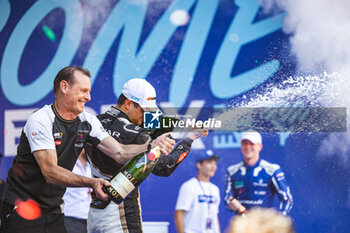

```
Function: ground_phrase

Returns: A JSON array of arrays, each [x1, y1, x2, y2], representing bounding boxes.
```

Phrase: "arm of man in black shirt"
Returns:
[[34, 149, 110, 200], [97, 134, 175, 164]]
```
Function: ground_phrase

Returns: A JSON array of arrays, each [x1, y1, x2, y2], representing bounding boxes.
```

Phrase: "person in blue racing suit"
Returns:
[[224, 130, 293, 216]]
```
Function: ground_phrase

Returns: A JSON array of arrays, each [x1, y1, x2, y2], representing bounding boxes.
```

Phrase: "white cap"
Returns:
[[240, 131, 262, 144], [122, 78, 158, 111]]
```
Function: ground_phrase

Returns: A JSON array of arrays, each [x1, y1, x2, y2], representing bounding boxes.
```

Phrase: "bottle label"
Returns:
[[150, 146, 162, 159], [110, 172, 136, 198]]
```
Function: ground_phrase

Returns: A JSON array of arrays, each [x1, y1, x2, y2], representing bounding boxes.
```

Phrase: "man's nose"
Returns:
[[85, 92, 91, 101]]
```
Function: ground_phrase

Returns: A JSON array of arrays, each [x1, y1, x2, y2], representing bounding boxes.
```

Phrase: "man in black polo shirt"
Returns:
[[0, 67, 174, 233]]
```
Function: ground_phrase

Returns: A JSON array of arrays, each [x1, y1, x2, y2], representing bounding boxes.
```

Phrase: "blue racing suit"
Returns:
[[224, 158, 293, 215]]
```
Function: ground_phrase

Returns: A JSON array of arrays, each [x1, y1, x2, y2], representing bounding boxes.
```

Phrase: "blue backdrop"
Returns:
[[0, 0, 349, 232]]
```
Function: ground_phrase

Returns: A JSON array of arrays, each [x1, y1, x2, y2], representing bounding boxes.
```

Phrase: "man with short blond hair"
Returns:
[[224, 130, 293, 216]]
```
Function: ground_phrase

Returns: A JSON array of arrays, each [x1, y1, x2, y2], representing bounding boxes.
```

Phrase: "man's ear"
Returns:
[[124, 98, 132, 110], [60, 80, 69, 94], [196, 162, 201, 171]]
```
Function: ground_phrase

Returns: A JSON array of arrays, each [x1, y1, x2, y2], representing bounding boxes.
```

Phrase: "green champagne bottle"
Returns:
[[104, 145, 162, 204]]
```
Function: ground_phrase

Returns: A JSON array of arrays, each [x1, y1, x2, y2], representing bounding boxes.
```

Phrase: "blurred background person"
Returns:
[[174, 150, 221, 233], [224, 130, 293, 216], [63, 153, 92, 233], [228, 207, 295, 233]]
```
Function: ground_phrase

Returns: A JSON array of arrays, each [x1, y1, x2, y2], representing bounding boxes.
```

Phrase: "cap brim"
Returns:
[[240, 138, 261, 144], [197, 155, 220, 162], [141, 104, 159, 112]]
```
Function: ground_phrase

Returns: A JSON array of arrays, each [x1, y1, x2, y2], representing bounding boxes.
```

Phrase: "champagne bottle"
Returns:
[[104, 145, 162, 204]]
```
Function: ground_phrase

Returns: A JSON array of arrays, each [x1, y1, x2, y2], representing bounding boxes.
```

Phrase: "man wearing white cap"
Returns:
[[224, 130, 293, 216], [85, 78, 207, 233], [121, 78, 159, 112]]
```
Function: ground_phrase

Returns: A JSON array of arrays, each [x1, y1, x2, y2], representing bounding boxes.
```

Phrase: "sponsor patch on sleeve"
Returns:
[[176, 151, 189, 164]]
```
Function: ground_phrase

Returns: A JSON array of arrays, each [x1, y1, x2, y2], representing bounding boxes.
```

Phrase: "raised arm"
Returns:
[[152, 138, 193, 177], [97, 136, 149, 164], [97, 134, 175, 164]]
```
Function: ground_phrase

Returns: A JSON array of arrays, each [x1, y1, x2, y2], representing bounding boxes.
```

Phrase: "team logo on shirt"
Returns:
[[106, 129, 120, 138], [254, 190, 267, 195], [234, 181, 244, 189], [55, 140, 62, 145], [53, 132, 63, 139], [198, 195, 217, 203], [74, 143, 84, 147], [75, 130, 89, 148], [253, 179, 268, 187], [76, 130, 89, 141]]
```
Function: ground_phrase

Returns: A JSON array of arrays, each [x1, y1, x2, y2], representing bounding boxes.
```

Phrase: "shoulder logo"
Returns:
[[276, 172, 285, 181], [31, 131, 44, 137], [101, 119, 112, 124], [106, 107, 120, 117], [276, 172, 284, 177]]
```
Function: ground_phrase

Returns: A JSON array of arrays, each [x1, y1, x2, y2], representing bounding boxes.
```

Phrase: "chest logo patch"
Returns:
[[198, 195, 217, 204], [55, 140, 62, 145], [234, 181, 244, 189], [53, 132, 63, 139]]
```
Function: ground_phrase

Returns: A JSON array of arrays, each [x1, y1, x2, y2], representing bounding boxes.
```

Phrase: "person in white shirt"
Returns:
[[174, 150, 221, 233], [63, 153, 92, 233]]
